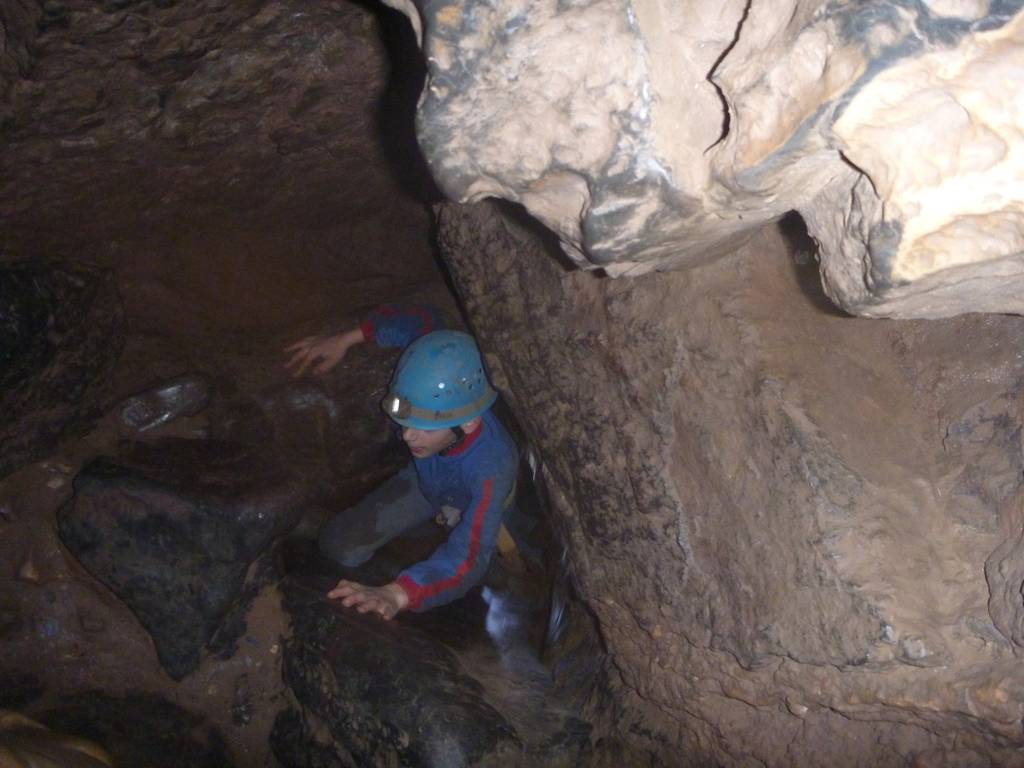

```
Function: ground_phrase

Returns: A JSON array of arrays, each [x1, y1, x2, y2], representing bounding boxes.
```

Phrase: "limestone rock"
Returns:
[[57, 438, 304, 680], [401, 1, 1024, 318], [437, 199, 1024, 766], [0, 262, 124, 479]]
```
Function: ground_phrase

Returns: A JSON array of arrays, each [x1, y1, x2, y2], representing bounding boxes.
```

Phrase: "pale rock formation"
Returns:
[[394, 0, 1024, 318]]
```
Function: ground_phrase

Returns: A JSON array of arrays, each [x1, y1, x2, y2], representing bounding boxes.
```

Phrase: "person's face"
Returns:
[[401, 425, 456, 458]]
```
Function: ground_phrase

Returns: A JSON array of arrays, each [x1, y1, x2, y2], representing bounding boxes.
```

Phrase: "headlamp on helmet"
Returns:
[[381, 330, 498, 429]]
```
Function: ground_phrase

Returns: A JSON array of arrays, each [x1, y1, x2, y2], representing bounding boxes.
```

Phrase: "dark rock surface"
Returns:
[[57, 438, 305, 679], [0, 673, 43, 710], [0, 0, 441, 337], [273, 575, 521, 767], [437, 199, 1024, 766], [273, 573, 594, 768], [0, 1, 454, 766], [249, 361, 409, 499], [0, 711, 112, 768], [39, 691, 235, 768], [0, 261, 124, 478]]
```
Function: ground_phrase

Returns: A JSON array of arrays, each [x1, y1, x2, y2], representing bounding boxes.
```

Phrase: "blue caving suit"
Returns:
[[321, 304, 518, 612]]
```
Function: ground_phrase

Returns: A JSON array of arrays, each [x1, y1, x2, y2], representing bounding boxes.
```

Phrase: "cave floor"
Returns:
[[0, 414, 289, 766], [0, 345, 585, 766], [277, 494, 592, 765]]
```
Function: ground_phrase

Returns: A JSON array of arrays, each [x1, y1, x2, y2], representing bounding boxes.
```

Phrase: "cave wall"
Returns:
[[438, 200, 1024, 766], [0, 0, 442, 335], [4, 0, 1024, 764], [0, 4, 456, 761]]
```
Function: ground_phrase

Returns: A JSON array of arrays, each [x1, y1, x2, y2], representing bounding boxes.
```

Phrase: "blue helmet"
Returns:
[[382, 330, 497, 429]]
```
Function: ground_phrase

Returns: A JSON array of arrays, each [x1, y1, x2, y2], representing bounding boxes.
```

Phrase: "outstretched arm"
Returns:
[[283, 327, 365, 377], [284, 304, 443, 378], [395, 470, 512, 613], [324, 469, 513, 618]]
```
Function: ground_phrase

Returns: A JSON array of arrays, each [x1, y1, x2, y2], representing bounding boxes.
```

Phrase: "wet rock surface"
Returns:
[[57, 438, 305, 679], [247, 357, 409, 499], [38, 692, 235, 768], [0, 262, 124, 479], [274, 569, 595, 768], [274, 575, 521, 767], [438, 199, 1024, 766]]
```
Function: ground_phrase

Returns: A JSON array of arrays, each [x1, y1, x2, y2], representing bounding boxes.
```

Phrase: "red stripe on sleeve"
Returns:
[[359, 319, 376, 343], [397, 479, 494, 610]]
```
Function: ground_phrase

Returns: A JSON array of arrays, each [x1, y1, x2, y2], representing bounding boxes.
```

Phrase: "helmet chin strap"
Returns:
[[441, 425, 465, 456]]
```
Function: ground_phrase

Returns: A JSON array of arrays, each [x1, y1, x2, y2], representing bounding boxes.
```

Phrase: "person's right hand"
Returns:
[[327, 579, 409, 620], [283, 334, 352, 377]]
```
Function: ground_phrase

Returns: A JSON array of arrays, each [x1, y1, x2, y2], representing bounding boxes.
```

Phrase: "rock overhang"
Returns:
[[389, 0, 1024, 317]]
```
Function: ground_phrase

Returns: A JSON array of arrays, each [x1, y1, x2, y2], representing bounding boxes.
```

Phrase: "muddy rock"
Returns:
[[0, 262, 124, 479], [274, 561, 600, 768], [57, 438, 306, 680], [0, 0, 440, 336], [272, 576, 522, 768], [437, 199, 1024, 766], [252, 351, 408, 493]]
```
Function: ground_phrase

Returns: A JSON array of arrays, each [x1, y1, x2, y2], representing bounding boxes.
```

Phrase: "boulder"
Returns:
[[398, 0, 1024, 318], [272, 576, 521, 767], [0, 262, 124, 478], [436, 198, 1024, 766], [58, 438, 304, 679], [272, 574, 594, 767]]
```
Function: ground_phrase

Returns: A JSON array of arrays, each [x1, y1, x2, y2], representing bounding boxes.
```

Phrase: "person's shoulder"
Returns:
[[482, 408, 517, 443], [464, 413, 517, 473]]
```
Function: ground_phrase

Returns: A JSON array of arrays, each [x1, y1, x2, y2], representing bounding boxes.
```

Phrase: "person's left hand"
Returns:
[[326, 579, 409, 620]]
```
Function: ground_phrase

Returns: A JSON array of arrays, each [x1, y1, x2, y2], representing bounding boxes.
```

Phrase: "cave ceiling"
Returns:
[[398, 0, 1024, 319], [3, 1, 1023, 321]]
